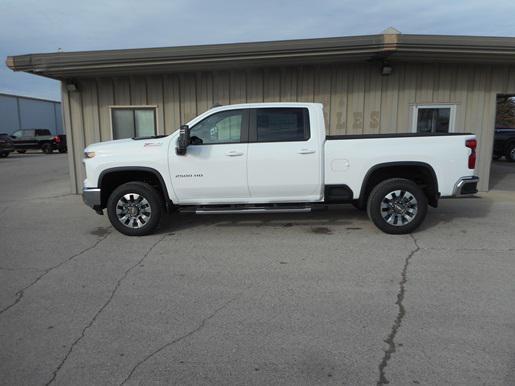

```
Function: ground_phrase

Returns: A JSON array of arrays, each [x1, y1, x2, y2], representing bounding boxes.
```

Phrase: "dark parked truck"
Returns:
[[493, 127, 515, 161], [0, 133, 15, 158], [10, 129, 67, 154]]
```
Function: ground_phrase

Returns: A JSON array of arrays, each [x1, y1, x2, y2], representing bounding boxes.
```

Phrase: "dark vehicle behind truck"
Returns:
[[493, 128, 515, 162], [10, 129, 67, 154], [0, 133, 15, 158]]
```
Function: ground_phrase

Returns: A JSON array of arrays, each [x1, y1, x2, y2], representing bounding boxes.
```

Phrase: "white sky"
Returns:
[[1, 0, 515, 100]]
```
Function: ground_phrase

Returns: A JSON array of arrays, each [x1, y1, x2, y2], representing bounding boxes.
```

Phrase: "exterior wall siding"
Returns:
[[62, 63, 515, 194], [0, 93, 62, 134]]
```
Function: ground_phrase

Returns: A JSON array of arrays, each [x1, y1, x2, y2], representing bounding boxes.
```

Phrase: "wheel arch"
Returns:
[[504, 139, 515, 153], [358, 162, 439, 208], [98, 167, 171, 210]]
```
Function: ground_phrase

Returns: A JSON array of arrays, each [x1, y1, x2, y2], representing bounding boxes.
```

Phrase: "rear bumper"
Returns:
[[453, 176, 479, 196], [52, 142, 67, 150], [82, 188, 102, 213]]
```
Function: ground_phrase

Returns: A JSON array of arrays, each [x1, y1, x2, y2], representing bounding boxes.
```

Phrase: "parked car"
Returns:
[[82, 103, 479, 236], [493, 127, 515, 161], [0, 133, 15, 158], [10, 129, 67, 154]]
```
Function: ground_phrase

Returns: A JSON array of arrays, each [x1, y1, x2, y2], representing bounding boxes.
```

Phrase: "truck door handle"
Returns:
[[298, 149, 316, 154], [225, 150, 244, 157]]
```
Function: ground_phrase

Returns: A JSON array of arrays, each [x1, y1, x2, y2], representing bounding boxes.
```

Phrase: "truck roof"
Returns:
[[207, 102, 323, 112]]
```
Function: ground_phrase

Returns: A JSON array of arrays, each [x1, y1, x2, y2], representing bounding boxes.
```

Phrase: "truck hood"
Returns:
[[85, 138, 134, 152], [84, 136, 171, 155]]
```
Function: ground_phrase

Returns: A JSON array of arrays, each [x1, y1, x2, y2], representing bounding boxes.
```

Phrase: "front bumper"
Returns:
[[82, 188, 103, 213], [0, 143, 15, 153], [453, 176, 479, 196]]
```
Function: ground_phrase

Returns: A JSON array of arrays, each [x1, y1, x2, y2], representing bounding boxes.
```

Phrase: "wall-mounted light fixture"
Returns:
[[66, 81, 78, 92], [381, 63, 393, 76]]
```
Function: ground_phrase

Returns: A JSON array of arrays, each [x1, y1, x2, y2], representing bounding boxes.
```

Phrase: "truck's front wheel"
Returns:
[[367, 178, 427, 234], [506, 143, 515, 162], [107, 182, 163, 236]]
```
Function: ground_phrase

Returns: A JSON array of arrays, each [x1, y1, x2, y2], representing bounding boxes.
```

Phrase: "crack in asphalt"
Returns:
[[120, 295, 241, 385], [0, 230, 111, 317], [377, 234, 420, 386], [45, 234, 167, 386]]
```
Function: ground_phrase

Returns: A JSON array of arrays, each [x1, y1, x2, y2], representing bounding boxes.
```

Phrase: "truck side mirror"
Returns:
[[176, 125, 190, 155]]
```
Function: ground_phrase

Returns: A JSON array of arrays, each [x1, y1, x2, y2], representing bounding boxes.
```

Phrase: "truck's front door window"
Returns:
[[190, 110, 244, 144]]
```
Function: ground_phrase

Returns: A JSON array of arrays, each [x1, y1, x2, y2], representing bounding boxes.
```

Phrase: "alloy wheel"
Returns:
[[380, 190, 418, 226], [115, 193, 152, 228]]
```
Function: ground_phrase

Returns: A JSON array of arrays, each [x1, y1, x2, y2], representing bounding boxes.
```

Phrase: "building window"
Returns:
[[111, 107, 156, 139], [412, 104, 456, 133]]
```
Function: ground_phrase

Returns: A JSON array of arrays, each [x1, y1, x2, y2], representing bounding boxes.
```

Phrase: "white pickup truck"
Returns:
[[82, 103, 479, 236]]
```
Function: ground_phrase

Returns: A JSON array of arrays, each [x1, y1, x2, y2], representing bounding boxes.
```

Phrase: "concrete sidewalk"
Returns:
[[1, 154, 514, 385]]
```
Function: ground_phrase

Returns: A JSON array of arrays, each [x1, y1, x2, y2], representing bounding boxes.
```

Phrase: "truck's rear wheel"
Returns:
[[42, 143, 53, 154], [367, 178, 427, 234], [107, 182, 163, 236]]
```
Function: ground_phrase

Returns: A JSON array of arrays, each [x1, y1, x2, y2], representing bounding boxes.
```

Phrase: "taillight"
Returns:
[[466, 139, 477, 169], [53, 135, 61, 143]]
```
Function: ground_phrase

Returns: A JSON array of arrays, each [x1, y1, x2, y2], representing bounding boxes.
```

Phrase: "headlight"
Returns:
[[84, 151, 96, 158]]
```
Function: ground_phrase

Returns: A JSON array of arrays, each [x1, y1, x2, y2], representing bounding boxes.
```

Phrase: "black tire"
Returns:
[[42, 143, 53, 154], [505, 143, 515, 162], [58, 148, 67, 153], [0, 152, 8, 158], [367, 178, 428, 235], [16, 150, 26, 154], [107, 182, 164, 236]]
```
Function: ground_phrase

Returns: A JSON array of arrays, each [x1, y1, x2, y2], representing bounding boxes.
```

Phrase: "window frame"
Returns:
[[36, 129, 51, 136], [249, 107, 311, 143], [110, 106, 158, 139], [411, 104, 457, 134], [188, 108, 250, 145]]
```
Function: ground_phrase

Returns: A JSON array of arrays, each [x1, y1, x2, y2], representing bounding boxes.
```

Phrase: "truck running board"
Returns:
[[178, 204, 322, 215], [195, 207, 312, 214]]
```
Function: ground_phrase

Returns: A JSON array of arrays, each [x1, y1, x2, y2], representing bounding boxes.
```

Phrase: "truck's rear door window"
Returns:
[[255, 108, 309, 142]]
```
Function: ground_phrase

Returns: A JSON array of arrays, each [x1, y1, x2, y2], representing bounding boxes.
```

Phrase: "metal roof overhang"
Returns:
[[6, 33, 515, 79]]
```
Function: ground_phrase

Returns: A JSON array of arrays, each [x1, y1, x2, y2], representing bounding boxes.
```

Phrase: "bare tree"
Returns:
[[496, 95, 515, 128]]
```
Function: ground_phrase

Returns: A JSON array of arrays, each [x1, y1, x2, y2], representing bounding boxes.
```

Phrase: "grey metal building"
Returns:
[[0, 93, 62, 135], [7, 31, 515, 193]]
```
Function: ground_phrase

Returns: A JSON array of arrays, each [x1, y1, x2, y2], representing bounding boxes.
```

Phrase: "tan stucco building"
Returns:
[[7, 31, 515, 193]]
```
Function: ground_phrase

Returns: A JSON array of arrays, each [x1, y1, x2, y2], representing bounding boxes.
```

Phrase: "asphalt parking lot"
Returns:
[[1, 153, 515, 385]]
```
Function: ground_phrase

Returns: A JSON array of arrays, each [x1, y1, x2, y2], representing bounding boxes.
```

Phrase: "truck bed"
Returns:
[[326, 132, 474, 140], [324, 132, 476, 198]]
